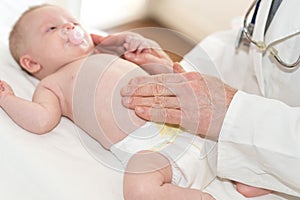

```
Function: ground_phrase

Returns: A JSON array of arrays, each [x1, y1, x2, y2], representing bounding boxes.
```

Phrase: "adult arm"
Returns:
[[121, 72, 300, 197], [218, 90, 300, 197]]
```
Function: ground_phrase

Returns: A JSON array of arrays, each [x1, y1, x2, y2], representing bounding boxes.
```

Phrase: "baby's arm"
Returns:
[[0, 80, 62, 134], [92, 32, 174, 74], [122, 33, 174, 74]]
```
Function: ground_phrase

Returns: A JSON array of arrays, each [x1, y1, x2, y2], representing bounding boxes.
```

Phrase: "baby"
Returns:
[[0, 4, 270, 200]]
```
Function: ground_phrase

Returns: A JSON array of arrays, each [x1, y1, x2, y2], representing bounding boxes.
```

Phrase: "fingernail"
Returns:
[[135, 107, 144, 114], [121, 86, 131, 95], [122, 97, 132, 105]]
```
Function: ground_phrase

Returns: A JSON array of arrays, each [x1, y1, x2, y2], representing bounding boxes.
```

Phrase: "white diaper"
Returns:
[[110, 122, 217, 190]]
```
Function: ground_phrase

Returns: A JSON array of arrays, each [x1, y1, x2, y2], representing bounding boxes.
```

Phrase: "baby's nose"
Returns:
[[63, 23, 75, 30]]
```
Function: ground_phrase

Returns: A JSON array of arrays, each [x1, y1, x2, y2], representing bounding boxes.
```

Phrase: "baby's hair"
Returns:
[[9, 4, 54, 65]]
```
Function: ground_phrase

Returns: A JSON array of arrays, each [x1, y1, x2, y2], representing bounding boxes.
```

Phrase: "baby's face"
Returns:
[[21, 5, 94, 76]]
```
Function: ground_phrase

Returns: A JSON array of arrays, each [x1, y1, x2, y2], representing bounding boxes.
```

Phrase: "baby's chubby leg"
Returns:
[[123, 150, 215, 200]]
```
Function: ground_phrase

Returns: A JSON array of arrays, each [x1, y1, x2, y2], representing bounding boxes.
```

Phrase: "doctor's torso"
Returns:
[[250, 0, 300, 106]]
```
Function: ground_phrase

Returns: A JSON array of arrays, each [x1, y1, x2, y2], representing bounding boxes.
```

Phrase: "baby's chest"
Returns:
[[53, 70, 78, 116]]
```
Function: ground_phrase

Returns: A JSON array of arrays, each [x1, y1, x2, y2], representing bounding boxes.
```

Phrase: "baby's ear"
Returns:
[[19, 55, 41, 74]]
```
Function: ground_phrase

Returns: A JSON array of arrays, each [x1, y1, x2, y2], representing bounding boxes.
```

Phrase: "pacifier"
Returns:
[[67, 26, 85, 45]]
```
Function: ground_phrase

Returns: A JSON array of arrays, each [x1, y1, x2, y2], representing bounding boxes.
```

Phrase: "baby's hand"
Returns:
[[0, 80, 14, 102], [92, 32, 159, 57], [92, 32, 174, 74], [123, 33, 160, 54]]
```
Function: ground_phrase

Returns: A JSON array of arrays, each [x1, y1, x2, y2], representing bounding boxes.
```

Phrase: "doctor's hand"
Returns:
[[91, 33, 173, 74], [121, 71, 237, 139]]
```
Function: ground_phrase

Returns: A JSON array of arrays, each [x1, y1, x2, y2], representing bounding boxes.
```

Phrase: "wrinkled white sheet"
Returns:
[[0, 1, 123, 199], [0, 41, 124, 200]]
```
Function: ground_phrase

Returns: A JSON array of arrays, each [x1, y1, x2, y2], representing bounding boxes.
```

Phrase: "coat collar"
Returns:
[[265, 0, 300, 46], [250, 0, 273, 96], [250, 0, 300, 96]]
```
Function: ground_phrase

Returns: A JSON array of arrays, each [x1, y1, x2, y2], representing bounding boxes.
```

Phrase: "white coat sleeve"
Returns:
[[218, 90, 300, 197]]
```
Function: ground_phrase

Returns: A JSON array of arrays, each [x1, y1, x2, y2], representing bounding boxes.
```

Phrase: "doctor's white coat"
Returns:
[[183, 0, 300, 199]]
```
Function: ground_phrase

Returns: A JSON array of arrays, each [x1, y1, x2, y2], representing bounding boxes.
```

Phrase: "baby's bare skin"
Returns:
[[35, 54, 147, 149], [2, 4, 166, 149]]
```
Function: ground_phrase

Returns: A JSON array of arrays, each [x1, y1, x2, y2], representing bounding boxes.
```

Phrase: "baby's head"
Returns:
[[9, 4, 94, 79]]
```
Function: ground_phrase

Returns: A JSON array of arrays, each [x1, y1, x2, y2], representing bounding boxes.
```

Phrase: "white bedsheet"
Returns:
[[0, 43, 124, 200], [0, 1, 123, 199]]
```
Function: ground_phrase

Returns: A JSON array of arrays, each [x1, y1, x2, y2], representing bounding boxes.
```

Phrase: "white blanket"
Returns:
[[0, 1, 123, 199], [0, 42, 124, 200]]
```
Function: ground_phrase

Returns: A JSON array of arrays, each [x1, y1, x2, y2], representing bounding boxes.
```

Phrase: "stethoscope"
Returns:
[[236, 0, 300, 69]]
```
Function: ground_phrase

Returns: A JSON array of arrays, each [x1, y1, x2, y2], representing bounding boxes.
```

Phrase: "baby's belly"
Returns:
[[72, 54, 147, 149]]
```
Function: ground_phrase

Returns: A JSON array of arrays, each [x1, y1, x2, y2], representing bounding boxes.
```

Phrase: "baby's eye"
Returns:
[[47, 26, 57, 32], [73, 22, 80, 26]]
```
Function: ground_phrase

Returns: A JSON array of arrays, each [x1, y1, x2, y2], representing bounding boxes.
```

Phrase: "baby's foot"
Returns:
[[236, 182, 272, 197]]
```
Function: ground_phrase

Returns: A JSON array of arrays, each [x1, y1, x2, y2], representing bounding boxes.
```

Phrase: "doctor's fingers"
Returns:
[[121, 82, 176, 97], [134, 106, 182, 125], [122, 96, 180, 109], [125, 72, 202, 86], [133, 106, 203, 134], [121, 75, 204, 100], [121, 82, 202, 113]]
